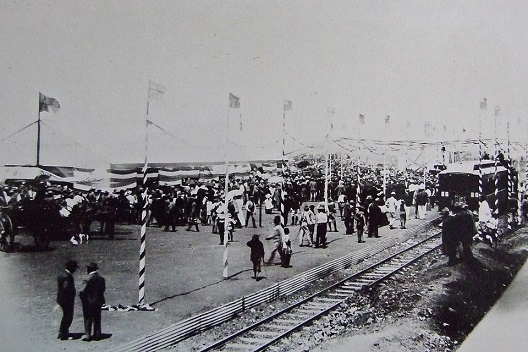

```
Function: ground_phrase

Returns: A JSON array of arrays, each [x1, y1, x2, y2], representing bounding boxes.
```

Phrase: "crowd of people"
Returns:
[[2, 158, 527, 345], [0, 160, 443, 248]]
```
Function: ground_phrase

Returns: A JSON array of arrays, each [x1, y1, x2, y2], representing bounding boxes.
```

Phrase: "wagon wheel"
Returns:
[[0, 214, 14, 252]]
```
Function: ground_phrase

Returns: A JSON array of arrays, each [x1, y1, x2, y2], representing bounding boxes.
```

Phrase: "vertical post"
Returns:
[[138, 82, 150, 307], [340, 153, 343, 180], [507, 121, 513, 227], [494, 106, 499, 215], [507, 121, 512, 198], [258, 184, 262, 227], [478, 138, 483, 200], [223, 108, 231, 279], [324, 151, 329, 211], [356, 146, 361, 211], [382, 151, 387, 197], [37, 108, 41, 167], [422, 146, 427, 189], [404, 149, 408, 190], [478, 99, 486, 199], [280, 110, 286, 228]]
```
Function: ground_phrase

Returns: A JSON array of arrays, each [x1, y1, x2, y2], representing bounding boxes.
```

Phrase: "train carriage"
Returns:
[[437, 161, 514, 215]]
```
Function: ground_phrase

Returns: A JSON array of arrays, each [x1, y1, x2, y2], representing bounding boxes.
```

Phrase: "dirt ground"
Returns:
[[0, 207, 437, 352], [3, 210, 518, 352], [304, 225, 528, 352]]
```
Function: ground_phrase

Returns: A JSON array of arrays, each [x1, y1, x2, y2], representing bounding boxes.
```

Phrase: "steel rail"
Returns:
[[110, 217, 442, 352], [198, 226, 441, 352]]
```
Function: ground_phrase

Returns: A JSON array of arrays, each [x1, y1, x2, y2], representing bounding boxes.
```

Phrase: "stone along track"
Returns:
[[198, 227, 442, 352]]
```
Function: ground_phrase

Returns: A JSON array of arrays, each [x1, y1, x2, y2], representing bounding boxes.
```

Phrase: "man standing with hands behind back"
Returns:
[[57, 259, 78, 340], [79, 262, 106, 341]]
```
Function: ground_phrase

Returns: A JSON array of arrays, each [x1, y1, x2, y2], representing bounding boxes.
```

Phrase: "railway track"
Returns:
[[198, 227, 442, 352]]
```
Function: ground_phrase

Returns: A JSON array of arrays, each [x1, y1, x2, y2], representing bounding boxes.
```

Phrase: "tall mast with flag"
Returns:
[[37, 92, 60, 166], [356, 114, 364, 212], [138, 80, 164, 310], [325, 107, 335, 211], [281, 100, 292, 228], [223, 92, 240, 280], [494, 105, 500, 215], [479, 98, 487, 199]]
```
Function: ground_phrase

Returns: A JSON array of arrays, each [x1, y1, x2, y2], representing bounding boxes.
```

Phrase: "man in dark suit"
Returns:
[[57, 259, 79, 340], [79, 262, 106, 341]]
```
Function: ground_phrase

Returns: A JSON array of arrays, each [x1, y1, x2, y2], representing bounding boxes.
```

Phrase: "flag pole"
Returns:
[[507, 120, 513, 227], [37, 99, 41, 167], [138, 81, 151, 308], [494, 106, 499, 215], [223, 106, 231, 280], [281, 108, 286, 228], [478, 99, 485, 199], [383, 151, 387, 197]]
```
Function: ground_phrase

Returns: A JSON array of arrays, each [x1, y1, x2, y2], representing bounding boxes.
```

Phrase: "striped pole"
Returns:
[[494, 106, 499, 215], [507, 121, 512, 198], [223, 103, 232, 279], [340, 153, 343, 180], [478, 99, 486, 199], [518, 146, 523, 223], [507, 121, 513, 227], [356, 146, 361, 211], [138, 84, 150, 307], [325, 150, 329, 211], [382, 151, 387, 197], [137, 81, 165, 309], [280, 109, 286, 228]]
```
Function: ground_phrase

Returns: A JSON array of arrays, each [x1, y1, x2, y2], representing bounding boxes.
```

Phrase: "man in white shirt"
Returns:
[[315, 204, 328, 248], [385, 192, 398, 229], [266, 215, 284, 265]]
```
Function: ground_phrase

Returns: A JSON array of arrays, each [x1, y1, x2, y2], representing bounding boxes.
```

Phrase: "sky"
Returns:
[[1, 0, 527, 168]]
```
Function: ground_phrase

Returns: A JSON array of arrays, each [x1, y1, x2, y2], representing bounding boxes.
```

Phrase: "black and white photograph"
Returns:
[[1, 1, 528, 351]]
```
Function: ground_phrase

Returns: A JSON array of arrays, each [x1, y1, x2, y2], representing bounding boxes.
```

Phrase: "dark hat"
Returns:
[[65, 259, 79, 269], [86, 262, 99, 270], [453, 202, 465, 211], [304, 205, 309, 210]]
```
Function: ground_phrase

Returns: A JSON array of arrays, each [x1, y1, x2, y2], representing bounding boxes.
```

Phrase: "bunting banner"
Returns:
[[39, 92, 60, 112], [229, 93, 240, 108]]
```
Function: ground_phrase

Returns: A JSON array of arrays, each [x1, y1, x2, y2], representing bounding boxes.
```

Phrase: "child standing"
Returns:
[[281, 228, 292, 268], [355, 210, 365, 243]]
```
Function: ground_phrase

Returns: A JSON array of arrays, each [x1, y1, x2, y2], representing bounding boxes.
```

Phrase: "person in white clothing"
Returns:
[[297, 205, 313, 246], [385, 192, 398, 229], [315, 204, 328, 248]]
